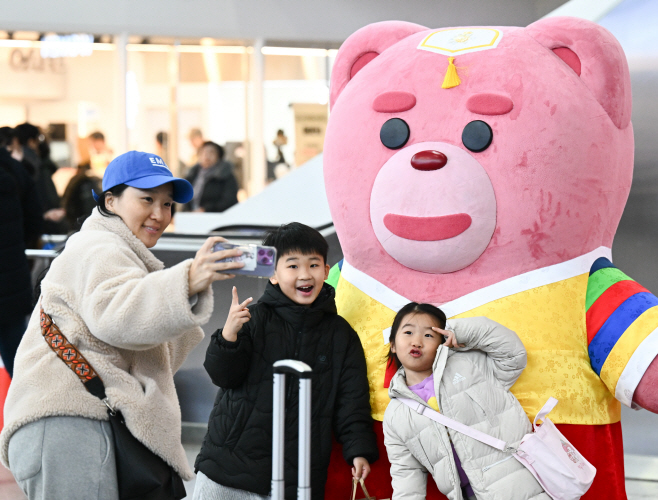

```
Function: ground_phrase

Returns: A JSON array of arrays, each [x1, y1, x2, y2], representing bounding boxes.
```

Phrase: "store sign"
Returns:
[[292, 103, 328, 167], [1, 47, 65, 99], [40, 34, 94, 59], [10, 49, 65, 73]]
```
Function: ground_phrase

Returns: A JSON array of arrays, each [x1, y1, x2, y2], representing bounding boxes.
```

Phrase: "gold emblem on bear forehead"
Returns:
[[418, 28, 503, 56], [417, 28, 503, 89], [453, 31, 474, 44]]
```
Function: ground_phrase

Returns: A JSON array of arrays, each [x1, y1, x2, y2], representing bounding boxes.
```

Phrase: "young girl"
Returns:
[[383, 303, 549, 500]]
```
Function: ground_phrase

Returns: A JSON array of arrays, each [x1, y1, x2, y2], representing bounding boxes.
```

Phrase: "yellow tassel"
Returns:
[[441, 57, 461, 89]]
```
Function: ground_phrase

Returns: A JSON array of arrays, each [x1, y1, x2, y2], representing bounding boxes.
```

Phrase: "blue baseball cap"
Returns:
[[92, 151, 193, 204]]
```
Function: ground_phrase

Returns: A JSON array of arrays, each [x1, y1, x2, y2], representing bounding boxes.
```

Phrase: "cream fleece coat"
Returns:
[[0, 208, 212, 480], [384, 317, 550, 500]]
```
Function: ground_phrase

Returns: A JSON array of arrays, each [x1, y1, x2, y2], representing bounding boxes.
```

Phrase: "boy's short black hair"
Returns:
[[263, 222, 328, 265]]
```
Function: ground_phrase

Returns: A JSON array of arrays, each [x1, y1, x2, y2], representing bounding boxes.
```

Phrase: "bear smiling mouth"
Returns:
[[383, 213, 472, 241]]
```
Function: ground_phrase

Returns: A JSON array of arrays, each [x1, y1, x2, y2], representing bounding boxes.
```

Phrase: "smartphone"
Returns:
[[213, 241, 277, 278]]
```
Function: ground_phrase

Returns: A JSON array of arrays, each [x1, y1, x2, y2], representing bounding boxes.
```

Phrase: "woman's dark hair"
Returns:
[[97, 183, 129, 217], [387, 302, 447, 370]]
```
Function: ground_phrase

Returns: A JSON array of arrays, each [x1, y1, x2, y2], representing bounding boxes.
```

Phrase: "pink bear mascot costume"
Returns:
[[323, 16, 658, 500]]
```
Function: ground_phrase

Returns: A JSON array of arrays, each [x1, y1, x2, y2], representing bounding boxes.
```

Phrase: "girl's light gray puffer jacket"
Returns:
[[384, 317, 550, 500]]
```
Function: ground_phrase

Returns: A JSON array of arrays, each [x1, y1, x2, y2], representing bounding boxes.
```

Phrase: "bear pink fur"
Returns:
[[325, 17, 634, 305], [323, 16, 656, 500]]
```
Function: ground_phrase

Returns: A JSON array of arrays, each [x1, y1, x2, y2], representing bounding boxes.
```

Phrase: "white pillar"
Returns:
[[168, 41, 180, 176], [248, 38, 265, 197], [114, 32, 128, 155]]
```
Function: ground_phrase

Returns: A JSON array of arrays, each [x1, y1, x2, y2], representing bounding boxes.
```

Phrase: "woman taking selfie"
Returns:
[[0, 151, 243, 500]]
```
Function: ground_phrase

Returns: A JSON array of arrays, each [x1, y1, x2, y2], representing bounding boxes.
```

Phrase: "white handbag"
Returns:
[[398, 397, 596, 500]]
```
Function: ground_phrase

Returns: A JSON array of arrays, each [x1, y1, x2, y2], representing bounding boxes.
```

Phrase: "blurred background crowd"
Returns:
[[0, 122, 258, 240]]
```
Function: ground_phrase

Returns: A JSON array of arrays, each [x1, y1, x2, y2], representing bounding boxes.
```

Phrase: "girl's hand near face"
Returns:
[[432, 327, 465, 348], [222, 286, 253, 342], [188, 237, 244, 296]]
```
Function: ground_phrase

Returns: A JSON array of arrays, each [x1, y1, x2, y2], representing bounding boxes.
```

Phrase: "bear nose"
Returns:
[[411, 150, 448, 171]]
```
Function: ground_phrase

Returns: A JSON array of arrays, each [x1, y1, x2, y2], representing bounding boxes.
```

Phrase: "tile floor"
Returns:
[[1, 447, 657, 499]]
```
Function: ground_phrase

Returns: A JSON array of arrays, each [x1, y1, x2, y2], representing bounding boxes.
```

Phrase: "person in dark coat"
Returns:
[[194, 223, 378, 500], [62, 163, 102, 230], [37, 140, 67, 234], [0, 147, 43, 376], [185, 141, 238, 212]]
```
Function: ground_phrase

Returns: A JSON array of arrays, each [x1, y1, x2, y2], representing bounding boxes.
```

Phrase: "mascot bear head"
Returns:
[[324, 16, 634, 304]]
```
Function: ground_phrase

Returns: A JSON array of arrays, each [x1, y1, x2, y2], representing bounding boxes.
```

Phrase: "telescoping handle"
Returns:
[[272, 360, 313, 500]]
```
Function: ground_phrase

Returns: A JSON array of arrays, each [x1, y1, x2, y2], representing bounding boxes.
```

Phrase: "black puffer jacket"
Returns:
[[0, 148, 43, 318], [195, 282, 378, 499]]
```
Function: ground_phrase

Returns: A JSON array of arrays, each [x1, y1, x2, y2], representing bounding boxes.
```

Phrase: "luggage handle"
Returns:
[[272, 360, 313, 500], [273, 359, 313, 378]]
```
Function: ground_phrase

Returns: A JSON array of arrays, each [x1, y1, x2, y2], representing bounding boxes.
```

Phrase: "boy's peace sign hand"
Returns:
[[222, 286, 253, 342], [432, 327, 465, 348]]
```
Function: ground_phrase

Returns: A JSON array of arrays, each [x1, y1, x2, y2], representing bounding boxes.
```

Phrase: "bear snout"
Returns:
[[411, 150, 448, 171]]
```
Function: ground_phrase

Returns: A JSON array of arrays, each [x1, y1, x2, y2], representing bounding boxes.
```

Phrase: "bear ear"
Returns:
[[330, 21, 427, 109], [525, 16, 631, 129]]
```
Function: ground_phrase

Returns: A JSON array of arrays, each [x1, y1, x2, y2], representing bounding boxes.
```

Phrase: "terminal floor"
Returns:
[[1, 447, 657, 499]]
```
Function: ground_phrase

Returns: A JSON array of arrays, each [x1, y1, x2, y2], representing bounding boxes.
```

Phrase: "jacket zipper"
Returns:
[[481, 455, 514, 472], [286, 324, 305, 402]]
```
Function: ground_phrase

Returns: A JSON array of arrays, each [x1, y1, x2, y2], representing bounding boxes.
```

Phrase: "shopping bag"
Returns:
[[350, 477, 390, 500]]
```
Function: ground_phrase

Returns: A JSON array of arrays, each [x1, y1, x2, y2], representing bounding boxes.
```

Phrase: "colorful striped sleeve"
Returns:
[[325, 259, 343, 289], [586, 257, 658, 407]]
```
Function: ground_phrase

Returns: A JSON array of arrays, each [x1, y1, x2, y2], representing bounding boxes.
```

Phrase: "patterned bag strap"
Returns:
[[40, 308, 114, 412]]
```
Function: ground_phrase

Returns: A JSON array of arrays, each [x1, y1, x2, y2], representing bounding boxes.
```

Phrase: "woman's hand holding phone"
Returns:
[[188, 237, 245, 296], [222, 286, 253, 342]]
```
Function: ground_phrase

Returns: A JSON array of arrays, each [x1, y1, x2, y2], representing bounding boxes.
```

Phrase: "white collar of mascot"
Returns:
[[340, 246, 612, 317]]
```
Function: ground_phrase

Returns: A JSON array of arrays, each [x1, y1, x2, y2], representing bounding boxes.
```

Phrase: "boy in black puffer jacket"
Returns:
[[194, 223, 378, 500]]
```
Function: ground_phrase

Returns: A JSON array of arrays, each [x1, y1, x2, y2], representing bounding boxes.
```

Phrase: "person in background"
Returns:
[[88, 131, 113, 177], [188, 128, 204, 167], [268, 130, 291, 183], [37, 140, 67, 234], [10, 123, 66, 237], [156, 131, 186, 176], [62, 163, 102, 230], [11, 123, 42, 180], [185, 141, 238, 213], [0, 127, 14, 148], [156, 131, 169, 164], [273, 128, 288, 165], [0, 145, 43, 377]]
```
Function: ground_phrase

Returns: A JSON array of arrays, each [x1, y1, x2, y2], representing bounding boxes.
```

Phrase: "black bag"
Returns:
[[108, 409, 186, 500], [40, 308, 186, 500]]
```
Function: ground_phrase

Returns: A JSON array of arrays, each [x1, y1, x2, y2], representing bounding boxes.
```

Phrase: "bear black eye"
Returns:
[[380, 118, 410, 150], [462, 120, 493, 152]]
